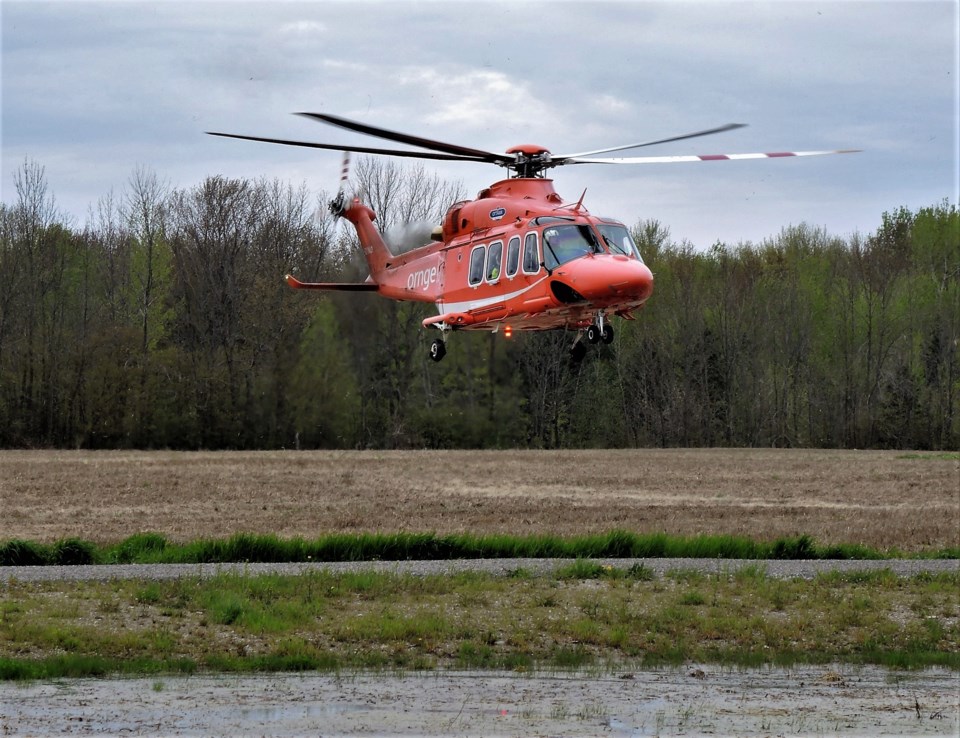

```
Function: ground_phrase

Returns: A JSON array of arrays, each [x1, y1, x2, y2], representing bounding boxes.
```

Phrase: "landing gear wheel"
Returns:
[[429, 338, 446, 362], [586, 324, 601, 344], [570, 341, 587, 363], [601, 324, 614, 344]]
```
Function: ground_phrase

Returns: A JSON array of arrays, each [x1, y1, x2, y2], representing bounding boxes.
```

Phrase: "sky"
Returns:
[[2, 0, 957, 249]]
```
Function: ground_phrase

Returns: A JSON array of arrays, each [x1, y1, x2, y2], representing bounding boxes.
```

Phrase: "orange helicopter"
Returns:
[[208, 113, 857, 362]]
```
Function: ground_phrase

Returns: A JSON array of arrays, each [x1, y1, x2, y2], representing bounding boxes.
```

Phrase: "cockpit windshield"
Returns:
[[542, 224, 601, 268], [596, 223, 645, 263]]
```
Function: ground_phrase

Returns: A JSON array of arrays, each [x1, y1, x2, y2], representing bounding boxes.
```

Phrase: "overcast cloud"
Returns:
[[2, 0, 957, 247]]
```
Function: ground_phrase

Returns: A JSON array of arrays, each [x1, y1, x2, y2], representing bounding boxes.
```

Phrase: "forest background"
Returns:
[[0, 158, 957, 451]]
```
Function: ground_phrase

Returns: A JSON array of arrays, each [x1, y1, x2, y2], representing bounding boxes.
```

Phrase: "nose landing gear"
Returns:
[[571, 313, 615, 362], [585, 313, 615, 345]]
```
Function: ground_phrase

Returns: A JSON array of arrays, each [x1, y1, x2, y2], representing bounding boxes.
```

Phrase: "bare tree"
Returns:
[[7, 159, 69, 440], [124, 166, 172, 355], [353, 157, 466, 254]]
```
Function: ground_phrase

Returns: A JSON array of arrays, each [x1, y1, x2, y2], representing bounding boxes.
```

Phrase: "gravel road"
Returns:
[[2, 557, 957, 583]]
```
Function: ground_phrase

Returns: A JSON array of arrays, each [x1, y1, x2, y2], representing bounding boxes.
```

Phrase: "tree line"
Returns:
[[1, 158, 957, 450]]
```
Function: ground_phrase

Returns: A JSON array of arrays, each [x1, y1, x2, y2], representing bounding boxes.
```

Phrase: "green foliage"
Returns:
[[2, 569, 957, 679], [0, 539, 49, 566], [678, 590, 706, 606], [290, 301, 361, 447], [4, 530, 954, 566], [105, 532, 170, 563], [51, 538, 97, 565], [0, 160, 956, 451], [769, 535, 816, 560], [897, 452, 960, 461], [556, 559, 609, 579]]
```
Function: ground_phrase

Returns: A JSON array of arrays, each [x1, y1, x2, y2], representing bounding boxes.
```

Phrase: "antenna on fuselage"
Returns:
[[553, 188, 588, 213], [573, 188, 587, 212]]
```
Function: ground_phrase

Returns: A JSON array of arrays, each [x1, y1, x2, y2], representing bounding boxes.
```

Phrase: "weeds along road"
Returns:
[[2, 557, 957, 583]]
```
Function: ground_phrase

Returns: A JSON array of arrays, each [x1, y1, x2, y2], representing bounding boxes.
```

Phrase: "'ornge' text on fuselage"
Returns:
[[407, 265, 439, 291]]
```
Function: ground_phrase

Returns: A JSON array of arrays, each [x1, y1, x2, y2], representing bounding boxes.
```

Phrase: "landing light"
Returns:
[[504, 325, 513, 338]]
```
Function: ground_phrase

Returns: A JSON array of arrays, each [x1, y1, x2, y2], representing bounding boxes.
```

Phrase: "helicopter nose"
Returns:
[[625, 260, 654, 301], [551, 255, 654, 305]]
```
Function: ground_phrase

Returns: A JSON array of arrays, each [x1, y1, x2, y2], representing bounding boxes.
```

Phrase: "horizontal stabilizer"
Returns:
[[285, 274, 379, 291]]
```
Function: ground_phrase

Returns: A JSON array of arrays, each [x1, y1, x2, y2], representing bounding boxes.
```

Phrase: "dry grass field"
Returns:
[[0, 449, 957, 551]]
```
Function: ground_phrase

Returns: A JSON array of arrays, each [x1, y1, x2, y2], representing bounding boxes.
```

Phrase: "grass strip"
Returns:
[[2, 531, 956, 566], [1, 568, 957, 680]]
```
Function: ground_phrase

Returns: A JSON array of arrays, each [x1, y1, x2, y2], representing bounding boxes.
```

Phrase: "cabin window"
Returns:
[[486, 241, 503, 282], [522, 232, 540, 274], [468, 245, 486, 286], [505, 236, 521, 278]]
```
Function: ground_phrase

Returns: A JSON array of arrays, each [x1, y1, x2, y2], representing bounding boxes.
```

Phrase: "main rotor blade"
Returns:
[[556, 123, 748, 160], [297, 112, 503, 161], [564, 148, 862, 165], [206, 131, 487, 162]]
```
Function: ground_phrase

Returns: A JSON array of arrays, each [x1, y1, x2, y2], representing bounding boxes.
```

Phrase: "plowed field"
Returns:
[[1, 449, 957, 550], [0, 449, 960, 551]]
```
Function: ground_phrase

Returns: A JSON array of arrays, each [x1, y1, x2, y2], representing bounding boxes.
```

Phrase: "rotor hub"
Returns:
[[505, 144, 551, 157], [504, 144, 554, 177]]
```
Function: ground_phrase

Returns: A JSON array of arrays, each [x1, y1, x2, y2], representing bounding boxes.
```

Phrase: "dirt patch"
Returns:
[[1, 449, 957, 550]]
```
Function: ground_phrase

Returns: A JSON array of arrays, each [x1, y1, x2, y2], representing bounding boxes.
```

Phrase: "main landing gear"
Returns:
[[429, 338, 447, 362]]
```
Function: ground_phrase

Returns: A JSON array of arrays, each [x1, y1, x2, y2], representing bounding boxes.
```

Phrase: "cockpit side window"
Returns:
[[597, 223, 645, 263], [542, 224, 600, 269]]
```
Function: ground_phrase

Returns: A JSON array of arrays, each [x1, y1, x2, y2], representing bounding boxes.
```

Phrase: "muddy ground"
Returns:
[[1, 448, 957, 550], [3, 666, 958, 736]]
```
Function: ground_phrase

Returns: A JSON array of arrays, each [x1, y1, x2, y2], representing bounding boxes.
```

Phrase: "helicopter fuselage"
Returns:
[[340, 178, 654, 336]]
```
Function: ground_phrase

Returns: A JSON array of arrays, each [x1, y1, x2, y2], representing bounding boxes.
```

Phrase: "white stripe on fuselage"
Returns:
[[437, 275, 552, 315]]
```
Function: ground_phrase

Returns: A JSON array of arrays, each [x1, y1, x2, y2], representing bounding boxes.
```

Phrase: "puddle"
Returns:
[[2, 665, 958, 736]]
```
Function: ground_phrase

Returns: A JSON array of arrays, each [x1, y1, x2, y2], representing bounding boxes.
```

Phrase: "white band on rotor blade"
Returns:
[[571, 150, 860, 165]]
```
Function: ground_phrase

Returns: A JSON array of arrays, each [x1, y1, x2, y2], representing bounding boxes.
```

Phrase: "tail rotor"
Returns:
[[329, 151, 351, 217]]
